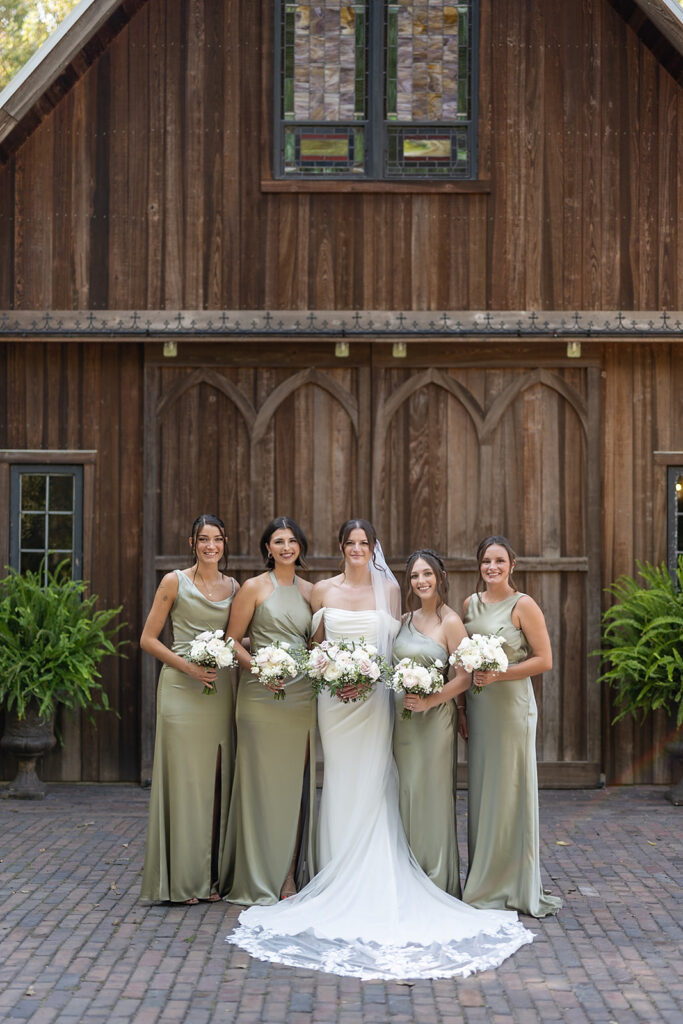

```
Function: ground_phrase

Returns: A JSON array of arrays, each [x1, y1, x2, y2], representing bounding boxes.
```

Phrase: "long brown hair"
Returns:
[[475, 535, 518, 594], [404, 549, 448, 622]]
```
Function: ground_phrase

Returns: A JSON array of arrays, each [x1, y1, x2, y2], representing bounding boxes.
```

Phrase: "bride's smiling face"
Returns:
[[343, 528, 373, 568]]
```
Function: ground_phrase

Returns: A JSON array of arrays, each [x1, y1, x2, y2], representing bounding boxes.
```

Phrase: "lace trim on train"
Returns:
[[227, 920, 534, 981]]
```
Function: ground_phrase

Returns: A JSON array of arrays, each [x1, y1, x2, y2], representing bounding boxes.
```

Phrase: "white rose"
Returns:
[[357, 656, 374, 676], [215, 647, 234, 669], [401, 669, 420, 689], [309, 647, 329, 675], [460, 654, 481, 673], [323, 662, 342, 682]]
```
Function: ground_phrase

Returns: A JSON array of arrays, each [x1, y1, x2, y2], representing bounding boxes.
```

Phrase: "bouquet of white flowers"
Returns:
[[186, 629, 236, 694], [251, 641, 299, 700], [388, 657, 445, 719], [449, 633, 509, 694], [303, 638, 385, 704]]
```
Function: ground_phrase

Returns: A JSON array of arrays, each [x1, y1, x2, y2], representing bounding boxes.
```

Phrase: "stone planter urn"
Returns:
[[666, 739, 683, 806], [1, 703, 56, 799]]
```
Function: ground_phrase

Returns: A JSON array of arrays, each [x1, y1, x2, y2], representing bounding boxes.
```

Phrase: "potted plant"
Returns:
[[0, 562, 125, 799], [595, 558, 683, 805]]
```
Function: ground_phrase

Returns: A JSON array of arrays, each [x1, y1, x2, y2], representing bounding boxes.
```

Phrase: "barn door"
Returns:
[[141, 343, 600, 787], [371, 358, 601, 787], [140, 344, 373, 781]]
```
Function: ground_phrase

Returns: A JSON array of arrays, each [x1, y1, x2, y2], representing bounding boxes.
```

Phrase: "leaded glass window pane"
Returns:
[[10, 466, 83, 582], [283, 2, 366, 121], [386, 2, 468, 122], [275, 1, 477, 180]]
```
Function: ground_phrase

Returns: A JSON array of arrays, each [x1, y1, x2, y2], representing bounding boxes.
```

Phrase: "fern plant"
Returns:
[[0, 563, 126, 722], [595, 559, 683, 728]]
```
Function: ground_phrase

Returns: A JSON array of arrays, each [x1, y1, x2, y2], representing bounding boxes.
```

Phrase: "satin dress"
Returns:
[[392, 619, 461, 897], [223, 573, 314, 905], [227, 607, 534, 981], [463, 591, 562, 917], [140, 570, 236, 903]]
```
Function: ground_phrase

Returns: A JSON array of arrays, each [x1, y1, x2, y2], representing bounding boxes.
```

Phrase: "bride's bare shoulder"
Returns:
[[311, 574, 345, 604]]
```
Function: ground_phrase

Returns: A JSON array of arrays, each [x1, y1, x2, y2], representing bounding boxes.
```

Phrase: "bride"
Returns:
[[227, 519, 534, 980]]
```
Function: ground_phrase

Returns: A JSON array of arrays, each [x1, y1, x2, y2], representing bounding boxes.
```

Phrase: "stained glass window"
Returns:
[[9, 465, 83, 581], [274, 1, 477, 180]]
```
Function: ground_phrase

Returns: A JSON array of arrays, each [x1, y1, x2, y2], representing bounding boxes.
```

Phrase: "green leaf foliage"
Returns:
[[0, 0, 80, 92], [0, 562, 126, 722], [594, 558, 683, 728]]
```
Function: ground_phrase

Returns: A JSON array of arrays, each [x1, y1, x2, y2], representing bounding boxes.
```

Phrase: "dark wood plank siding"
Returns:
[[0, 343, 143, 782], [601, 343, 683, 785], [0, 0, 679, 312]]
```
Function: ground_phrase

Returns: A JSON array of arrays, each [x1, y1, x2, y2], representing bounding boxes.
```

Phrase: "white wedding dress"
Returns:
[[227, 608, 534, 980]]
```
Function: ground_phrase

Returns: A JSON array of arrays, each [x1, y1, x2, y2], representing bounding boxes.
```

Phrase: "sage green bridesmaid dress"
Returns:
[[223, 573, 315, 905], [392, 620, 461, 898], [140, 570, 236, 903], [463, 591, 562, 917]]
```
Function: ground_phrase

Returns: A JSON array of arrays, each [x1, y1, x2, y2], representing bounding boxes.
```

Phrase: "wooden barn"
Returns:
[[0, 0, 681, 788]]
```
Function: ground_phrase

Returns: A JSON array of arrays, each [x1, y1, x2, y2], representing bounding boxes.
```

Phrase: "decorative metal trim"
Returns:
[[0, 310, 681, 339]]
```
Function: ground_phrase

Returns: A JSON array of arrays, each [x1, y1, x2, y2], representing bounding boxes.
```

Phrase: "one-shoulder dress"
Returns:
[[463, 591, 562, 917], [227, 607, 534, 980], [140, 569, 236, 903], [222, 573, 314, 905], [392, 619, 461, 897]]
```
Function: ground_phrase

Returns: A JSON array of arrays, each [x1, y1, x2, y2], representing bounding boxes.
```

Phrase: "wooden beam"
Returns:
[[0, 1, 125, 144], [1, 310, 681, 340], [633, 0, 683, 55]]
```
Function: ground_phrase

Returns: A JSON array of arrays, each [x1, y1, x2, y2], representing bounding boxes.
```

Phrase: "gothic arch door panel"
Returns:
[[140, 344, 372, 781], [372, 361, 601, 788]]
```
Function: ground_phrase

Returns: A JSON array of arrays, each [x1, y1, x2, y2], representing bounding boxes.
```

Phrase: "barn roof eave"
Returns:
[[0, 0, 125, 145], [633, 0, 683, 55]]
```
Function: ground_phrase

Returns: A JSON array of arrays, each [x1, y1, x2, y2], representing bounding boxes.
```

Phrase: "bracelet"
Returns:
[[456, 704, 466, 711]]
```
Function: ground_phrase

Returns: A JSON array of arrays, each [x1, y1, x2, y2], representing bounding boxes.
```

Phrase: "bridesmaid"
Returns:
[[392, 549, 470, 898], [461, 535, 562, 917], [140, 514, 238, 904], [222, 517, 314, 905]]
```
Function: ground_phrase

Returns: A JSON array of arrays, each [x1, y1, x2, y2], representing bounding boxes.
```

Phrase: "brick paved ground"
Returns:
[[0, 784, 680, 1024]]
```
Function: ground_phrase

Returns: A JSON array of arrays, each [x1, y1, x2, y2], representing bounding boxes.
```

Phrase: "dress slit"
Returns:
[[210, 745, 222, 891]]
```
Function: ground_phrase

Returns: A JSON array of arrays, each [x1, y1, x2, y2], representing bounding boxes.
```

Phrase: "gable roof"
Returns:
[[0, 0, 681, 159], [634, 0, 683, 54], [0, 0, 146, 156]]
